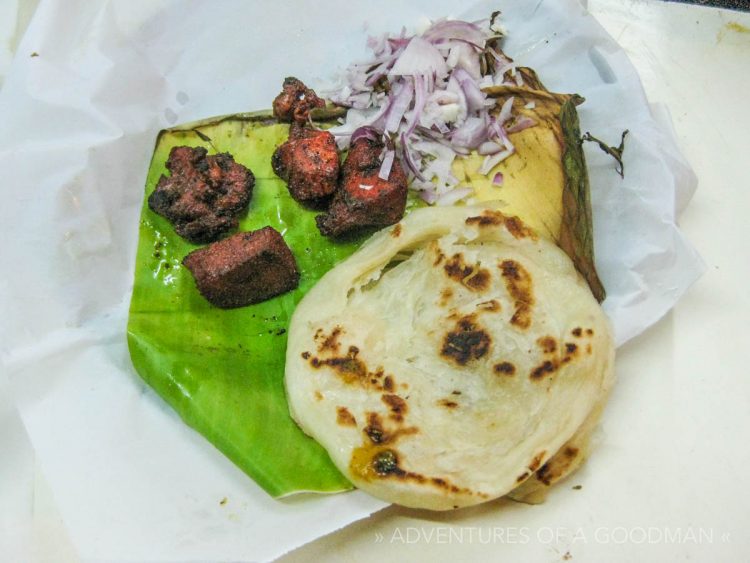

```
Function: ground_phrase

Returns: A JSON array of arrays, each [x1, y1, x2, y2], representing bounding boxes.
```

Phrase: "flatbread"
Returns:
[[285, 205, 614, 510]]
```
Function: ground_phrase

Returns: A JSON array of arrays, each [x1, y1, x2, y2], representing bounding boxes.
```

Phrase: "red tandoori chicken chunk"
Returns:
[[272, 124, 339, 204], [148, 146, 254, 244], [272, 77, 326, 124], [182, 226, 299, 309], [316, 137, 408, 238]]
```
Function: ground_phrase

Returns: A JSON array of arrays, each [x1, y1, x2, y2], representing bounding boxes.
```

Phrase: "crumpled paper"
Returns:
[[0, 0, 704, 561]]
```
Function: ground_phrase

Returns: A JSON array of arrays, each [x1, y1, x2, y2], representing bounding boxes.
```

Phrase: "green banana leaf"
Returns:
[[127, 112, 365, 496]]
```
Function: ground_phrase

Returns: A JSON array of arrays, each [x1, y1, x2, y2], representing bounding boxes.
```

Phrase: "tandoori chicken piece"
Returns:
[[272, 124, 339, 204], [272, 77, 326, 124], [148, 146, 254, 244], [316, 137, 408, 238], [182, 227, 299, 309]]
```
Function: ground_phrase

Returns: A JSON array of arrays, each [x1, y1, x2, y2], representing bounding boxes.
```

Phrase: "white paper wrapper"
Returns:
[[0, 0, 704, 561]]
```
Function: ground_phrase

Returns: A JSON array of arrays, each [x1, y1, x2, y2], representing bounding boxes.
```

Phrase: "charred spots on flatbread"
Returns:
[[382, 394, 408, 422], [350, 444, 484, 497], [499, 259, 534, 329], [372, 449, 400, 475], [529, 334, 583, 380], [536, 447, 580, 486], [477, 299, 502, 313], [383, 375, 395, 392], [364, 412, 387, 444], [432, 242, 446, 266], [571, 326, 597, 338], [465, 211, 537, 240], [306, 342, 397, 392], [440, 315, 492, 366], [528, 451, 547, 472], [530, 360, 557, 380], [438, 399, 459, 409], [529, 359, 560, 381], [391, 224, 402, 237], [465, 211, 503, 227], [439, 287, 454, 307], [502, 215, 538, 240], [315, 325, 343, 354], [516, 471, 531, 483], [537, 336, 557, 354], [444, 254, 491, 292], [568, 327, 596, 355], [308, 345, 367, 382], [362, 412, 417, 446], [493, 361, 516, 376], [336, 406, 357, 427]]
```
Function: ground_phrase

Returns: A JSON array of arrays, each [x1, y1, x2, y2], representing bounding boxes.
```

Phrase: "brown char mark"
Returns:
[[444, 254, 491, 292], [465, 211, 538, 240], [336, 406, 357, 426], [499, 260, 534, 329], [440, 315, 491, 366], [306, 344, 397, 392], [493, 361, 516, 376], [315, 325, 343, 353], [381, 394, 408, 421]]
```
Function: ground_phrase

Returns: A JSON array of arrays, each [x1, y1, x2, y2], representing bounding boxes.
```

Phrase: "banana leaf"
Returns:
[[127, 88, 602, 497], [127, 112, 364, 496]]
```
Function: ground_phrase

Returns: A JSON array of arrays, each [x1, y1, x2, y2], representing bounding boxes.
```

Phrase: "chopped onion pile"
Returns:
[[327, 15, 537, 205]]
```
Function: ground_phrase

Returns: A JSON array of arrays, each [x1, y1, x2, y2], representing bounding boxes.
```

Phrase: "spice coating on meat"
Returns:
[[148, 146, 254, 244], [182, 227, 299, 309], [272, 77, 326, 124], [316, 137, 408, 238], [272, 124, 339, 204]]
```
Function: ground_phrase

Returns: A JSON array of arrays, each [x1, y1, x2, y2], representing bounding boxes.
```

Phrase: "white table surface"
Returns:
[[1, 0, 749, 561]]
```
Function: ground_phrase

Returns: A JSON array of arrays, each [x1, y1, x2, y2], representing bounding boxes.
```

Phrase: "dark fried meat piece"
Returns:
[[182, 227, 299, 309], [271, 124, 339, 204], [272, 77, 325, 123], [148, 146, 254, 244], [316, 137, 408, 238]]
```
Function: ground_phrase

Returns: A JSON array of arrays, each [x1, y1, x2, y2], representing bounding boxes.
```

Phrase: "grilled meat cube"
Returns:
[[148, 146, 254, 244], [272, 77, 326, 124], [272, 124, 339, 204], [182, 227, 299, 309], [316, 137, 408, 238]]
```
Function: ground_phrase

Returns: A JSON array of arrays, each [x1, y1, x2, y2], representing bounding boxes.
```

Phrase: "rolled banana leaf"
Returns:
[[127, 84, 603, 497], [461, 68, 605, 301]]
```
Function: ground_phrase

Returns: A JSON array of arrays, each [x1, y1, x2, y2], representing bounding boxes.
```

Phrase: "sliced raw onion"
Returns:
[[435, 186, 474, 206], [379, 149, 396, 180], [479, 149, 513, 175], [506, 115, 537, 134], [328, 14, 536, 204], [351, 126, 381, 144]]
